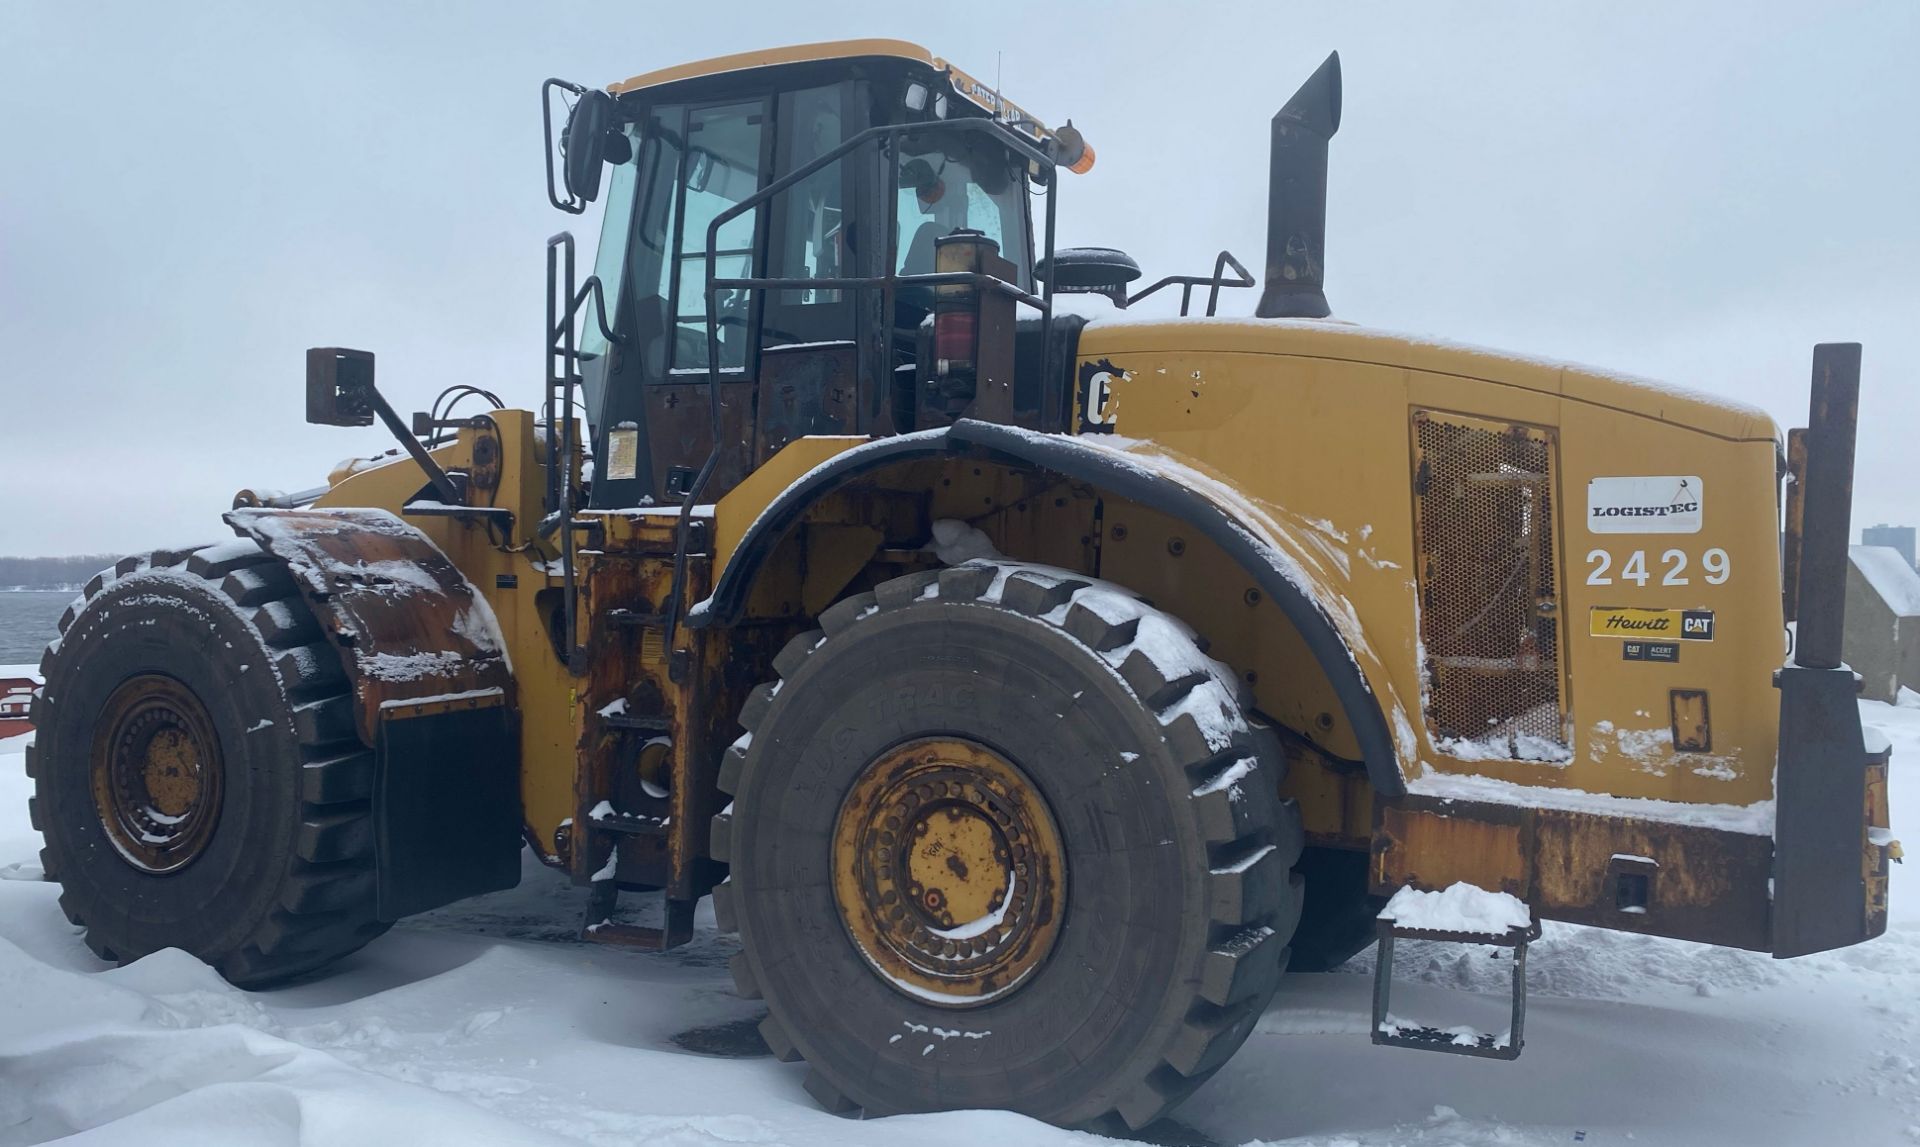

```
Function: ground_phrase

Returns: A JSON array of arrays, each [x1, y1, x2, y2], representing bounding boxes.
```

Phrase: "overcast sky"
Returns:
[[2, 2, 1914, 555]]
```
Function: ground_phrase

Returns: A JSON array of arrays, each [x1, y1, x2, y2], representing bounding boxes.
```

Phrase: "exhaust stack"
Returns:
[[1255, 52, 1342, 319]]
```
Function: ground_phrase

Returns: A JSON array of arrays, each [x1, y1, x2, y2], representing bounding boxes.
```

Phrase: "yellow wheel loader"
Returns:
[[27, 39, 1896, 1131]]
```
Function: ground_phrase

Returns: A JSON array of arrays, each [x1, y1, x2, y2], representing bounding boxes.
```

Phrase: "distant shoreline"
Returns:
[[0, 586, 81, 594]]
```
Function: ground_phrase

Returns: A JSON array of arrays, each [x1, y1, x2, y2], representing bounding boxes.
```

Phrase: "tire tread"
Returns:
[[29, 538, 389, 989], [717, 558, 1303, 1130]]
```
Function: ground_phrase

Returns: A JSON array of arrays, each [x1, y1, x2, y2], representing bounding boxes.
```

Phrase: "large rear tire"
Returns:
[[26, 541, 388, 986], [710, 562, 1304, 1130]]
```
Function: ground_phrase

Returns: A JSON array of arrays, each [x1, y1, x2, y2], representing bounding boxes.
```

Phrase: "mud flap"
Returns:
[[374, 693, 523, 921], [1771, 663, 1871, 957]]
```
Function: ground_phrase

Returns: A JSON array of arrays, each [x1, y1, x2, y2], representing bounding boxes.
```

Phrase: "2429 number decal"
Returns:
[[1586, 547, 1730, 587]]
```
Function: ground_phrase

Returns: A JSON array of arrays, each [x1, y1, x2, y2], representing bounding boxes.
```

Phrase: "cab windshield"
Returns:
[[894, 136, 1030, 289]]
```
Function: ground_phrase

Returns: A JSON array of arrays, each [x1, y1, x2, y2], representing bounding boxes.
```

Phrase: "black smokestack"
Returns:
[[1255, 52, 1342, 319]]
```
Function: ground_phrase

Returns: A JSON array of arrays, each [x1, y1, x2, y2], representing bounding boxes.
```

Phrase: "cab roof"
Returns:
[[607, 38, 1053, 140], [609, 38, 937, 95]]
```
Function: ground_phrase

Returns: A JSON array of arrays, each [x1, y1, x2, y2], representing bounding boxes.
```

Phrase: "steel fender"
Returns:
[[698, 422, 1406, 796], [225, 507, 515, 745]]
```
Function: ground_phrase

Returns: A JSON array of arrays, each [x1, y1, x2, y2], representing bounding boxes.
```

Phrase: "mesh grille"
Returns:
[[1412, 411, 1567, 760]]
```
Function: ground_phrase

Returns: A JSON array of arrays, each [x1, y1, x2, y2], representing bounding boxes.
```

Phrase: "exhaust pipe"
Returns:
[[1255, 51, 1342, 320]]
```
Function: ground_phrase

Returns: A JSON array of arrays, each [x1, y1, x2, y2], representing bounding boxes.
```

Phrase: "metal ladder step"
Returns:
[[604, 608, 670, 629], [589, 809, 671, 838], [577, 800, 689, 950], [1370, 914, 1540, 1061], [602, 712, 672, 734], [583, 881, 695, 950]]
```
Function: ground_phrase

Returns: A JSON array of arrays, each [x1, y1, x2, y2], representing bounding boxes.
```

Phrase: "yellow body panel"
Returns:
[[299, 314, 1787, 869], [313, 413, 582, 860], [713, 434, 867, 570], [1074, 318, 1783, 810]]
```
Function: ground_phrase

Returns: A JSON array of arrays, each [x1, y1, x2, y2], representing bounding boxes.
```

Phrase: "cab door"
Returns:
[[756, 82, 866, 466], [585, 82, 875, 508], [642, 98, 770, 500], [576, 96, 771, 507]]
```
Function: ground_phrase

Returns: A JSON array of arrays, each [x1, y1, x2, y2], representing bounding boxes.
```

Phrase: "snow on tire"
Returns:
[[710, 560, 1304, 1130], [27, 540, 389, 987]]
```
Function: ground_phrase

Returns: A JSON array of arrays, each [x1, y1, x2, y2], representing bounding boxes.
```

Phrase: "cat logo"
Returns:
[[1591, 607, 1715, 641], [1076, 358, 1123, 434]]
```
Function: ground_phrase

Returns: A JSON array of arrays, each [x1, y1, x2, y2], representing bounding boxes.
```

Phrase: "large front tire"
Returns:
[[27, 541, 388, 986], [711, 562, 1304, 1130]]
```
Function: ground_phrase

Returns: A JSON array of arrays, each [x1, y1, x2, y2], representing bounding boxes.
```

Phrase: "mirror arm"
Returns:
[[543, 78, 590, 215], [364, 381, 466, 506]]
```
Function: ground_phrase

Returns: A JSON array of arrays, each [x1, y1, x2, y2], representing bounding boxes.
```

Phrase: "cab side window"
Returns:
[[669, 101, 766, 373], [773, 85, 844, 307]]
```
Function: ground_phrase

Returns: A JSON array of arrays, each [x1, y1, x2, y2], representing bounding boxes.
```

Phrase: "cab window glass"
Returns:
[[671, 101, 765, 372], [626, 109, 685, 381], [581, 123, 641, 366], [773, 85, 844, 305], [894, 139, 1029, 286]]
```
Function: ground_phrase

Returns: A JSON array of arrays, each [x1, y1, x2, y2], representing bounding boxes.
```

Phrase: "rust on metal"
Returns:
[[574, 512, 684, 890], [1669, 689, 1712, 753], [644, 380, 757, 501], [573, 507, 766, 908], [1409, 411, 1566, 756], [1374, 801, 1530, 898], [1865, 754, 1893, 936], [831, 737, 1066, 1008], [1782, 426, 1806, 624], [1373, 794, 1771, 950], [469, 429, 502, 495], [755, 343, 856, 468], [90, 674, 225, 874], [227, 507, 513, 746]]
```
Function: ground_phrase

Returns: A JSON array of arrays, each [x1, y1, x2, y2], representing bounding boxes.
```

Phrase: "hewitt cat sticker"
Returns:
[[1587, 476, 1703, 534]]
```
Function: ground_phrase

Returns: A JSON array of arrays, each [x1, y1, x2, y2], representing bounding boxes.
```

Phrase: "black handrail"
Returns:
[[1126, 250, 1255, 317], [659, 116, 1060, 666], [543, 231, 624, 672]]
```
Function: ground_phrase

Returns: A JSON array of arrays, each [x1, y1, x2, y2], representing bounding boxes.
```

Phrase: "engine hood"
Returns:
[[1078, 316, 1778, 443]]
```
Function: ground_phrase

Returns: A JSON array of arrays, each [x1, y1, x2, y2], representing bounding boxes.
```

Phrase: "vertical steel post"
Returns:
[[1771, 341, 1870, 958], [1793, 343, 1861, 670], [1369, 928, 1395, 1037]]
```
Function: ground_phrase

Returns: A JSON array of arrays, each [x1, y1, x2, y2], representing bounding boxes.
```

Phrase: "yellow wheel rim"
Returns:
[[832, 737, 1065, 1007], [90, 674, 224, 874]]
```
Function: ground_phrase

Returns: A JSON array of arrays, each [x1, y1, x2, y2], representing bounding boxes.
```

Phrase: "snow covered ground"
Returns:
[[5, 696, 1918, 1147]]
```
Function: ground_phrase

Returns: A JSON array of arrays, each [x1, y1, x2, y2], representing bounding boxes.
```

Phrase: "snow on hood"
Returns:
[[1079, 314, 1776, 440]]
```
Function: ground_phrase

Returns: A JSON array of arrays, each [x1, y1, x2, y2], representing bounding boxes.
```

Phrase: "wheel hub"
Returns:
[[832, 738, 1065, 1007], [90, 674, 224, 874]]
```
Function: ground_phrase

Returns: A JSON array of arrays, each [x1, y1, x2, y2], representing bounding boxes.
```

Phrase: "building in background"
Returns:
[[1845, 545, 1920, 703], [1862, 524, 1916, 571]]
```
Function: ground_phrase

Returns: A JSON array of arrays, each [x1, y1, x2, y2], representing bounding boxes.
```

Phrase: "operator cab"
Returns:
[[558, 41, 1072, 509]]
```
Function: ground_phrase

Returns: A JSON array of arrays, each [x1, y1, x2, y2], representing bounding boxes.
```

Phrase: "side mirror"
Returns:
[[563, 89, 617, 205], [306, 347, 377, 427]]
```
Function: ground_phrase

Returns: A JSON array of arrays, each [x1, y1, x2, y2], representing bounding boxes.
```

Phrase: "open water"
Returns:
[[0, 591, 72, 666]]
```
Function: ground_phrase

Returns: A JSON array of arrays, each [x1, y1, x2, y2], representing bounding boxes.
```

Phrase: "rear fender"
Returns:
[[698, 423, 1410, 795]]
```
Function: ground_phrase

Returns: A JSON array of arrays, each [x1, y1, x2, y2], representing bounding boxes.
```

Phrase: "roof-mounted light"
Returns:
[[1051, 119, 1095, 175]]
